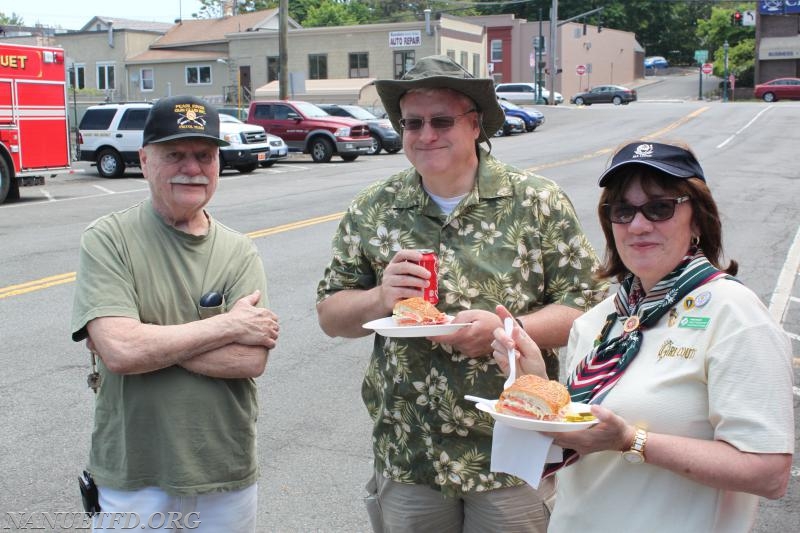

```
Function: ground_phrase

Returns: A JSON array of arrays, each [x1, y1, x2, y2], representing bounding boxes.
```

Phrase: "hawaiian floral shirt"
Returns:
[[316, 148, 607, 496]]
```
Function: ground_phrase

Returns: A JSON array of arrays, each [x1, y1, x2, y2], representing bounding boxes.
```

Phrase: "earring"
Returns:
[[691, 235, 700, 246]]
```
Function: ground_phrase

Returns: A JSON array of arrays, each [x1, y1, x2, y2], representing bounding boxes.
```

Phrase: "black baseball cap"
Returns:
[[598, 142, 706, 186], [142, 95, 229, 147]]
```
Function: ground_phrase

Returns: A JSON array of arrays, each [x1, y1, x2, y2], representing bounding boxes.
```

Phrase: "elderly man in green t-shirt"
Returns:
[[71, 95, 279, 531], [316, 56, 607, 532]]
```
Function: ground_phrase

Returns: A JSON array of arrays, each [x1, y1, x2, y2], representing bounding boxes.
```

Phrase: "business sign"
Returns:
[[759, 1, 800, 15], [389, 31, 422, 48]]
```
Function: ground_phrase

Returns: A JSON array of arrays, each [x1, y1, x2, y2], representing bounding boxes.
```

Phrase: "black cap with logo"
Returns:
[[142, 95, 229, 147]]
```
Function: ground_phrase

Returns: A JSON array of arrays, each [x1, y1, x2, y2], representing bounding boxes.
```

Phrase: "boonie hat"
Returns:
[[372, 55, 505, 144], [598, 142, 706, 186], [142, 95, 228, 147]]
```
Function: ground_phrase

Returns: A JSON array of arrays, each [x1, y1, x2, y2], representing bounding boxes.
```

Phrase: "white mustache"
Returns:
[[170, 175, 209, 185]]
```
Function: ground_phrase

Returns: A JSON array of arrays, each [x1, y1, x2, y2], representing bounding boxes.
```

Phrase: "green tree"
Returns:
[[0, 11, 25, 25], [697, 3, 755, 84]]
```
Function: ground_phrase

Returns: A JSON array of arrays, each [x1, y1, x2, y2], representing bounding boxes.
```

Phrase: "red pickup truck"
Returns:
[[247, 100, 372, 163]]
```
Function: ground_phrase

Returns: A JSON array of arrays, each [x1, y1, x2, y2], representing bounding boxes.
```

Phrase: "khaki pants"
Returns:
[[365, 470, 554, 533]]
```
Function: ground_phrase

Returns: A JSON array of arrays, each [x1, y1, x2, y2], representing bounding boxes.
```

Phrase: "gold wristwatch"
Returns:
[[622, 427, 648, 464]]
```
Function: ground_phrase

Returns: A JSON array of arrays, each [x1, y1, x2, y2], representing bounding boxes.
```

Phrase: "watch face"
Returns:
[[622, 450, 644, 464]]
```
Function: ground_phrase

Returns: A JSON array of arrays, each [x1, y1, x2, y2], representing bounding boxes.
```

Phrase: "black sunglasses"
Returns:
[[603, 196, 691, 224], [399, 109, 476, 131]]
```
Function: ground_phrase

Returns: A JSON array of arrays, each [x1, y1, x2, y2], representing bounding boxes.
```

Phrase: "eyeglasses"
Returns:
[[603, 196, 690, 224], [398, 109, 476, 131]]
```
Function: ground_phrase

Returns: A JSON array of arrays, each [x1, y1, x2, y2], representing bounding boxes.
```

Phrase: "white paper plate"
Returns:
[[474, 400, 599, 432], [362, 316, 470, 338]]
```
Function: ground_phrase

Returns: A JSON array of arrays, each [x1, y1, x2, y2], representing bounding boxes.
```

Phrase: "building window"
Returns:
[[69, 64, 85, 89], [140, 68, 154, 91], [491, 40, 503, 62], [349, 52, 369, 78], [186, 65, 212, 85], [460, 51, 468, 69], [393, 51, 415, 79], [446, 50, 455, 60], [267, 56, 279, 83], [309, 54, 327, 80], [97, 63, 115, 90], [472, 53, 480, 77]]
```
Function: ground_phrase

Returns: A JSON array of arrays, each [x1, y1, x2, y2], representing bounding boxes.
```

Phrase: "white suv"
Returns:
[[78, 102, 272, 177], [495, 83, 563, 105]]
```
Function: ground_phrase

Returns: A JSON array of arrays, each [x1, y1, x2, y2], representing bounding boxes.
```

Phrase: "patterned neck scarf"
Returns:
[[543, 247, 730, 477]]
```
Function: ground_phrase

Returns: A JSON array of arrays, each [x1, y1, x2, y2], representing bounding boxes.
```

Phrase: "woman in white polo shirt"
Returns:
[[491, 140, 794, 532]]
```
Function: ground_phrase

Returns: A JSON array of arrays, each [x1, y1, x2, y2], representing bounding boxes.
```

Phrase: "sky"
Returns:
[[2, 0, 206, 30]]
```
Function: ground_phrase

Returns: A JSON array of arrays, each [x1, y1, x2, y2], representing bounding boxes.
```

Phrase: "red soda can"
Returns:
[[416, 249, 439, 304]]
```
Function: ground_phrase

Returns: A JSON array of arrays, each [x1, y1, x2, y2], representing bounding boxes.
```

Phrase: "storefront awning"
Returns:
[[759, 36, 800, 60]]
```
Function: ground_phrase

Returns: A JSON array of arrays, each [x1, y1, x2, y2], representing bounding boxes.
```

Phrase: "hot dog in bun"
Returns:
[[392, 297, 448, 326], [496, 374, 570, 421]]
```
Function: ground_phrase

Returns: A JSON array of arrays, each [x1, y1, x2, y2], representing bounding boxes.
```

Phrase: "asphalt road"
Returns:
[[1, 77, 798, 531]]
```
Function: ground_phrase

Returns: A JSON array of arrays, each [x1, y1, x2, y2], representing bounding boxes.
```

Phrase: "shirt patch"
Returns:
[[657, 339, 698, 361], [694, 291, 711, 307], [667, 308, 678, 327], [682, 296, 695, 310], [678, 316, 710, 329]]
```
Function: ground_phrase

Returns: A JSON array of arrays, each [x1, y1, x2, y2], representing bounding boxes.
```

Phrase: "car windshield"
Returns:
[[295, 101, 330, 118], [342, 106, 377, 120], [500, 100, 521, 110]]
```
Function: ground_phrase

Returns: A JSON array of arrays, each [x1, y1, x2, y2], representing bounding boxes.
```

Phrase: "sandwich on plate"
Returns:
[[392, 297, 448, 326]]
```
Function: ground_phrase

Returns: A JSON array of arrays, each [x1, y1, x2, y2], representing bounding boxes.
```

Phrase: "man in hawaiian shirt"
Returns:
[[316, 55, 607, 533]]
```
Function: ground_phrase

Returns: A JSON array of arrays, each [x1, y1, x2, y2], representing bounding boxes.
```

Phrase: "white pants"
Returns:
[[93, 483, 257, 532]]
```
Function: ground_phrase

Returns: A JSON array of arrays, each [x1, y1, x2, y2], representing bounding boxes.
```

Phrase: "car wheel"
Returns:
[[367, 134, 382, 155], [574, 97, 585, 106], [763, 92, 776, 103], [96, 148, 125, 178], [340, 154, 359, 162], [612, 96, 623, 105], [309, 137, 334, 163], [235, 163, 258, 173]]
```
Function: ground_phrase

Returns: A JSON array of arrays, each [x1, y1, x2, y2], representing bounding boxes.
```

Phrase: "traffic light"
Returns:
[[732, 11, 743, 26]]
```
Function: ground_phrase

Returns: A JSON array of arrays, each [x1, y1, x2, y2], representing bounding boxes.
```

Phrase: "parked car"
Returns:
[[78, 102, 272, 177], [570, 85, 637, 106], [753, 77, 800, 102], [218, 106, 249, 121], [644, 56, 669, 69], [247, 100, 371, 163], [493, 115, 526, 137], [495, 82, 563, 105], [262, 132, 289, 167], [498, 99, 544, 131], [317, 103, 401, 155]]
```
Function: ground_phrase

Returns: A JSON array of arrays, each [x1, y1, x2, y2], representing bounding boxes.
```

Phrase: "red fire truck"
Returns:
[[0, 43, 71, 204]]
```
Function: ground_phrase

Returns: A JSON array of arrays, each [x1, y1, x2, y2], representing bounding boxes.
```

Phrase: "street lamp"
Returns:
[[722, 40, 729, 103]]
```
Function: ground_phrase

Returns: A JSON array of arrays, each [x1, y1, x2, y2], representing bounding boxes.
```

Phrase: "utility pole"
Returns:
[[279, 0, 288, 100], [548, 0, 557, 106]]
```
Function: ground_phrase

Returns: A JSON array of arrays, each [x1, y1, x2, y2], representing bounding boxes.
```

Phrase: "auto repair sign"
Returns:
[[389, 31, 421, 48]]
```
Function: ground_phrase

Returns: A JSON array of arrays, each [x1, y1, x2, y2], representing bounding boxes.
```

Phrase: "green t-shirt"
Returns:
[[317, 149, 608, 496], [71, 199, 268, 495]]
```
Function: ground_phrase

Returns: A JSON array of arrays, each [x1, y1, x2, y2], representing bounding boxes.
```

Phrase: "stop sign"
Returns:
[[576, 64, 587, 76], [701, 63, 713, 75]]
